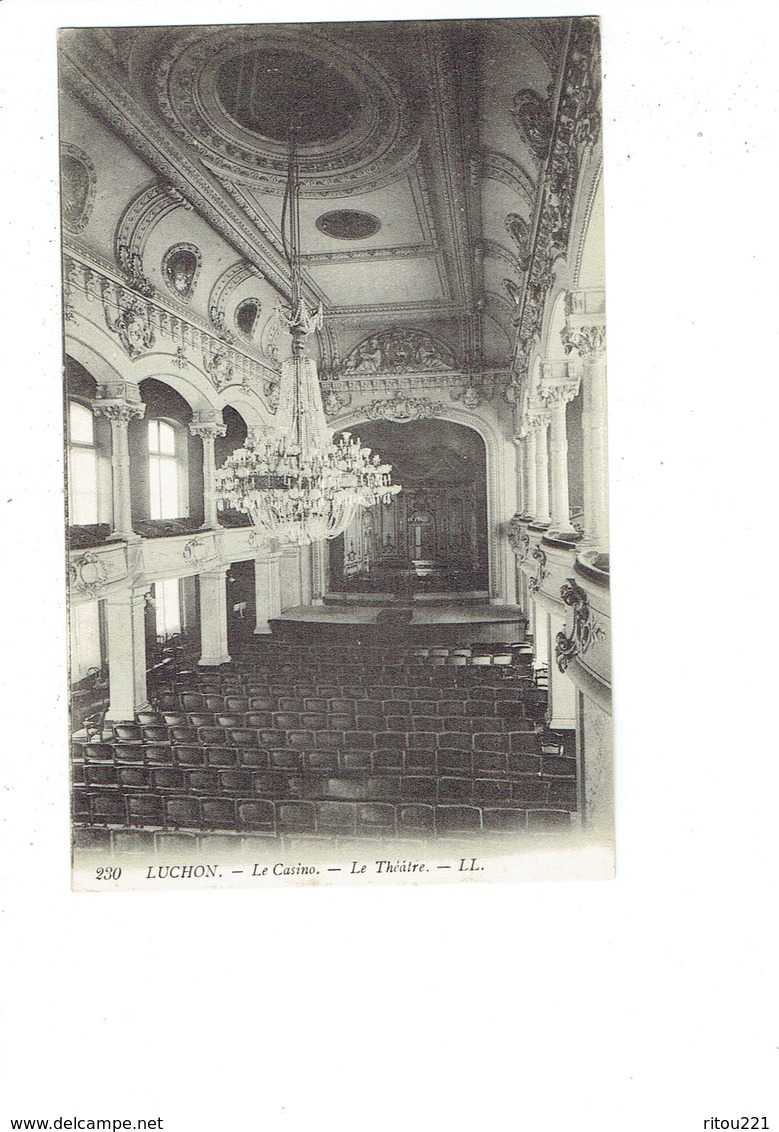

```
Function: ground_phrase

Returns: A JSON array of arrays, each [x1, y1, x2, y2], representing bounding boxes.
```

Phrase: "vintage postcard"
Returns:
[[61, 16, 612, 890]]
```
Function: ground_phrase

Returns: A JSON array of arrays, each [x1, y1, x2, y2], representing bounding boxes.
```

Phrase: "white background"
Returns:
[[1, 1, 777, 1128]]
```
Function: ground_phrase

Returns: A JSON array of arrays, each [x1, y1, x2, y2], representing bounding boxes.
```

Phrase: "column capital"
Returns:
[[93, 400, 146, 422], [189, 412, 226, 440], [539, 376, 581, 407], [95, 380, 143, 404], [526, 408, 551, 431], [562, 289, 606, 357], [561, 324, 606, 358]]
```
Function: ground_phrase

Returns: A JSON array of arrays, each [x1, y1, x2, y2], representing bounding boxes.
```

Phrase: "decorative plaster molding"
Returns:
[[364, 396, 445, 423], [508, 518, 531, 561], [189, 419, 226, 440], [115, 182, 190, 297], [511, 87, 554, 162], [93, 400, 146, 423], [472, 149, 535, 206], [64, 253, 280, 387], [152, 25, 419, 196], [341, 328, 457, 376], [510, 21, 602, 383], [555, 577, 606, 671], [101, 286, 156, 357], [60, 143, 97, 235], [70, 551, 109, 595], [59, 44, 298, 300], [301, 244, 440, 266], [162, 242, 202, 304], [182, 535, 216, 565], [561, 324, 606, 357], [528, 546, 547, 593]]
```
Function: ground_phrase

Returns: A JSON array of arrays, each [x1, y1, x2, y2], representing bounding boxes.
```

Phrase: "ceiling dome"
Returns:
[[214, 49, 362, 144], [154, 26, 419, 196]]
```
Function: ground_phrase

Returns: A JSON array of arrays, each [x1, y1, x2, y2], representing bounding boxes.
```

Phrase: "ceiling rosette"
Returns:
[[153, 25, 419, 196]]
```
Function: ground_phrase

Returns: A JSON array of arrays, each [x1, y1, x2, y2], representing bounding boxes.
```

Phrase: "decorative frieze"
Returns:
[[511, 21, 602, 383], [341, 328, 457, 375], [64, 253, 279, 385], [364, 396, 445, 423]]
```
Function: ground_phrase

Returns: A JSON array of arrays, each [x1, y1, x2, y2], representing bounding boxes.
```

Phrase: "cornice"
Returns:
[[326, 300, 464, 320], [510, 19, 602, 385], [301, 244, 440, 267]]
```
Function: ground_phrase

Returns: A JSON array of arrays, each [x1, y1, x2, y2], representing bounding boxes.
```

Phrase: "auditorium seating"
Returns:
[[72, 635, 577, 852]]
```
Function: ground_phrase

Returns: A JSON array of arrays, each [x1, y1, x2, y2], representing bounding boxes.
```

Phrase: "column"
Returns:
[[189, 413, 226, 531], [533, 600, 550, 672], [300, 544, 313, 605], [529, 410, 551, 526], [563, 293, 607, 548], [541, 375, 580, 534], [93, 399, 145, 541], [513, 437, 524, 516], [198, 567, 231, 665], [311, 540, 328, 604], [548, 610, 577, 729], [523, 426, 537, 520], [254, 554, 282, 634], [105, 585, 150, 721]]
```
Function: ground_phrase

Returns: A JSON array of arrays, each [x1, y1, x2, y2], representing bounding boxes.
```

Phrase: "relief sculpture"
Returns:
[[342, 328, 456, 374]]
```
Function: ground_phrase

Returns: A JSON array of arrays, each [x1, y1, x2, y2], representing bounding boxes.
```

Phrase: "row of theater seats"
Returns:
[[73, 636, 574, 843]]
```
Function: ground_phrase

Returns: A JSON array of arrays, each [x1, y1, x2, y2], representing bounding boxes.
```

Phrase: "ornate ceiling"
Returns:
[[60, 18, 596, 381]]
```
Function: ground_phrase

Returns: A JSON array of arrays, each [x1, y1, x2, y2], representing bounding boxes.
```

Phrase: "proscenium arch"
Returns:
[[328, 405, 517, 604]]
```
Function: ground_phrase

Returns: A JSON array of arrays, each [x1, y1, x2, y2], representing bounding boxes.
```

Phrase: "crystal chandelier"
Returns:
[[215, 131, 400, 546]]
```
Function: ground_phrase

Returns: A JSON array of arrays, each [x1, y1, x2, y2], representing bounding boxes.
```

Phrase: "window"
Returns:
[[68, 401, 98, 525], [69, 601, 101, 683], [148, 419, 180, 519], [154, 578, 181, 640]]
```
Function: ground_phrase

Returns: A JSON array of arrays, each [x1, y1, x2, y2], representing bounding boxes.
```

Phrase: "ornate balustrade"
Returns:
[[68, 525, 273, 605], [63, 249, 280, 407]]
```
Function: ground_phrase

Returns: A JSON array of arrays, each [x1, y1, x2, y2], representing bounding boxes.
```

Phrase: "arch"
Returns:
[[571, 155, 604, 290], [542, 289, 570, 362], [218, 392, 265, 430], [329, 404, 516, 604], [63, 332, 126, 392], [126, 354, 219, 417], [573, 164, 604, 290]]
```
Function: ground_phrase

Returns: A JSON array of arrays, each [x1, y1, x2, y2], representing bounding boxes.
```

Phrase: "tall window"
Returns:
[[154, 578, 181, 640], [148, 419, 180, 519], [68, 401, 98, 525], [69, 601, 101, 683]]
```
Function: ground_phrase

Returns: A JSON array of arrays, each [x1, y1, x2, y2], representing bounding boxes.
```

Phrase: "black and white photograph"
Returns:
[[60, 16, 611, 887], [2, 0, 777, 1128]]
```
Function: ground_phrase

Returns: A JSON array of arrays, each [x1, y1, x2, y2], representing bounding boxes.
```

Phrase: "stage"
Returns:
[[268, 597, 527, 645]]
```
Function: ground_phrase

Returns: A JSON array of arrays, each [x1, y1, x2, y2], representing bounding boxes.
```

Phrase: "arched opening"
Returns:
[[216, 406, 251, 528], [64, 355, 113, 541], [132, 378, 201, 533], [328, 419, 489, 596]]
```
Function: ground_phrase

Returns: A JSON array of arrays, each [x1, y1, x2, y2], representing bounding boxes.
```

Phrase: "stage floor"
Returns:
[[269, 600, 526, 644]]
